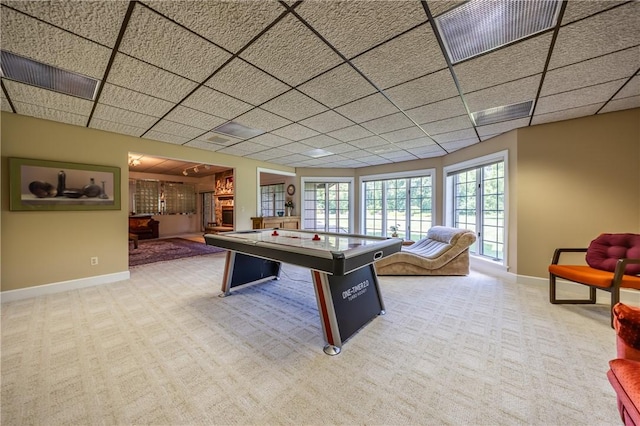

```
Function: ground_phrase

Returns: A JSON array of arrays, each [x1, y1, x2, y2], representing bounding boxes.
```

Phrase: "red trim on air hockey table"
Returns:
[[312, 270, 335, 346]]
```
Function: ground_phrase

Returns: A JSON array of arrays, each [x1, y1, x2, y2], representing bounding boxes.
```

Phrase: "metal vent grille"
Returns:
[[1, 50, 98, 100], [212, 121, 264, 139], [471, 100, 533, 126], [436, 0, 562, 64]]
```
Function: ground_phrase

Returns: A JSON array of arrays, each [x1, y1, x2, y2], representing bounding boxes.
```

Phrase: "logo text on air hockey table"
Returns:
[[342, 279, 370, 302]]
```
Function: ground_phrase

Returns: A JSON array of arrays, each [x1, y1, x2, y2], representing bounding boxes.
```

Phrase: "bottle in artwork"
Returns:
[[83, 178, 101, 198]]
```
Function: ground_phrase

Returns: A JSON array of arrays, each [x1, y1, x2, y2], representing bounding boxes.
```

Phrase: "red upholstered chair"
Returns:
[[608, 303, 640, 425], [549, 233, 640, 326]]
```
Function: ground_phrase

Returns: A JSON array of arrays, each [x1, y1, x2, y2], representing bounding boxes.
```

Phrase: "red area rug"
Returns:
[[129, 237, 225, 266]]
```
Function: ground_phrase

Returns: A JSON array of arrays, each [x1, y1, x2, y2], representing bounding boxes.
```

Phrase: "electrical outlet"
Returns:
[[90, 257, 98, 266]]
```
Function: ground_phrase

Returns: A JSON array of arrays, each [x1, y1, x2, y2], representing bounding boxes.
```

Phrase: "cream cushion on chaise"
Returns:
[[375, 226, 477, 276]]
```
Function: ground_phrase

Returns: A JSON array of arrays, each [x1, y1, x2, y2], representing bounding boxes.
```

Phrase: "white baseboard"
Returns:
[[0, 271, 130, 303], [470, 256, 516, 283]]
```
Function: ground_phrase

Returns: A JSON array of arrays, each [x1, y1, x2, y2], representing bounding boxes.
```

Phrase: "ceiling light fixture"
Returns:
[[471, 100, 534, 126], [182, 170, 188, 176], [436, 0, 562, 64], [128, 155, 142, 166], [1, 50, 99, 100]]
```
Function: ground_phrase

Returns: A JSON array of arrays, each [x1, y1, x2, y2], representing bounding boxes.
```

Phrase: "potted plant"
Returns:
[[285, 199, 294, 216], [389, 224, 400, 237]]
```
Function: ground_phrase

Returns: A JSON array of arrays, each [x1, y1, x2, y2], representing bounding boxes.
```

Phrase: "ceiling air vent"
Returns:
[[212, 121, 264, 139], [471, 100, 533, 126], [436, 0, 562, 64], [0, 50, 99, 100]]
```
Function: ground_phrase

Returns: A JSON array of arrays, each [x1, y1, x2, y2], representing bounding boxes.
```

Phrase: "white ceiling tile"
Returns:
[[549, 2, 640, 70], [297, 63, 376, 109], [250, 147, 293, 161], [99, 83, 174, 117], [269, 154, 311, 165], [323, 143, 359, 155], [379, 151, 417, 162], [183, 140, 220, 152], [205, 59, 290, 105], [214, 144, 256, 156], [407, 96, 468, 125], [119, 6, 231, 82], [298, 110, 354, 133], [541, 48, 639, 96], [147, 1, 284, 53], [433, 128, 478, 144], [536, 79, 627, 115], [143, 130, 191, 145], [239, 14, 344, 87], [407, 144, 447, 158], [422, 115, 474, 136], [361, 113, 414, 134], [107, 54, 198, 103], [466, 75, 541, 113], [395, 137, 436, 149], [335, 93, 399, 123], [93, 103, 158, 129], [182, 86, 252, 120], [477, 118, 530, 138], [89, 118, 147, 137], [454, 33, 553, 93], [234, 108, 292, 133], [3, 0, 129, 46], [327, 125, 374, 142], [531, 104, 600, 125], [271, 123, 319, 141], [352, 25, 447, 89], [380, 126, 426, 143], [300, 135, 341, 149], [13, 101, 88, 126], [297, 0, 427, 59], [599, 95, 640, 114], [278, 142, 311, 154], [249, 133, 293, 148], [163, 106, 225, 131], [3, 80, 93, 116], [614, 75, 640, 99], [441, 138, 479, 152], [347, 135, 389, 150], [261, 90, 328, 122], [385, 69, 459, 110], [562, 0, 626, 25], [2, 7, 111, 79], [2, 98, 12, 112], [150, 120, 204, 139]]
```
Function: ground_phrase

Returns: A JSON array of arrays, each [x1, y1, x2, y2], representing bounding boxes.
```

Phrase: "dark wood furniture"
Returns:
[[129, 215, 159, 240]]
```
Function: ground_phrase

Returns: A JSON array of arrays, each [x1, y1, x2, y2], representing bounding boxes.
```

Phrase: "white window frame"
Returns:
[[300, 176, 354, 232], [359, 168, 436, 238], [443, 150, 509, 266]]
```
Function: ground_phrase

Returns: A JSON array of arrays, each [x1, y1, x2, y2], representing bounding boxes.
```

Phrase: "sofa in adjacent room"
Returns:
[[128, 215, 160, 240]]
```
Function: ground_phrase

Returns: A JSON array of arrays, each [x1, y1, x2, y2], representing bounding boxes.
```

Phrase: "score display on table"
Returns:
[[205, 229, 402, 355]]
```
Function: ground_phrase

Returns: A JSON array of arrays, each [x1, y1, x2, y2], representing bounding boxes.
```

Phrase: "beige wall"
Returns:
[[2, 108, 639, 293], [1, 113, 294, 291], [516, 109, 640, 277]]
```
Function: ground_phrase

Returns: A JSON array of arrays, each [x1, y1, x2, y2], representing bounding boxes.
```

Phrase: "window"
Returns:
[[301, 178, 353, 233], [133, 179, 196, 215], [361, 170, 434, 241], [260, 183, 285, 217], [444, 151, 507, 263]]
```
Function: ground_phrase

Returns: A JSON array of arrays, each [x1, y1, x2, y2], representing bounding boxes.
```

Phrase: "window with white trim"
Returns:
[[260, 183, 285, 217], [444, 151, 507, 263], [301, 178, 353, 233], [361, 170, 434, 241]]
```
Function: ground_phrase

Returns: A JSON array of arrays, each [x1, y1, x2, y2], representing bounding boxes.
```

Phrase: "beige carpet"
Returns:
[[1, 253, 620, 425]]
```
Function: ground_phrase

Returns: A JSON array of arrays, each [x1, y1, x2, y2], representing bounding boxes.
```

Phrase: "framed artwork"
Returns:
[[9, 157, 121, 211]]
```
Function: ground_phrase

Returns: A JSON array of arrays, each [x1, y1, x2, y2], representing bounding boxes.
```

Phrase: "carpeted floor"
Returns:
[[0, 254, 622, 425], [129, 237, 225, 266]]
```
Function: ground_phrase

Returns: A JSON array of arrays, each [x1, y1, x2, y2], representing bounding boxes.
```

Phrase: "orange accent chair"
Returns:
[[548, 233, 640, 326], [608, 303, 640, 425]]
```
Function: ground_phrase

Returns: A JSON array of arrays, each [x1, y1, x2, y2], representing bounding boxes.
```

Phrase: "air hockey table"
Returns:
[[204, 229, 402, 355]]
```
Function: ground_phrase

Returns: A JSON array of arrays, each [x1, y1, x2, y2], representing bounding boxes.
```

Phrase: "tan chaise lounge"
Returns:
[[375, 226, 477, 276]]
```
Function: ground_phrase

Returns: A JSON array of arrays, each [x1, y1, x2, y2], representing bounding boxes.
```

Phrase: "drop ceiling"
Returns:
[[1, 0, 638, 169]]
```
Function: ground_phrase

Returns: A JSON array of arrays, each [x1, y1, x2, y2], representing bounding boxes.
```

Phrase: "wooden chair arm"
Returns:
[[551, 248, 588, 264], [613, 258, 640, 286]]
